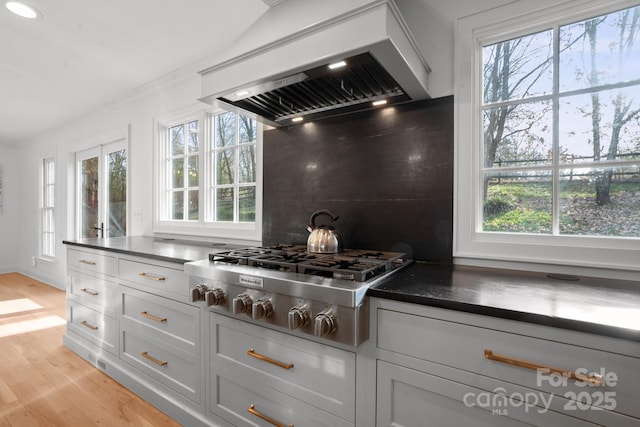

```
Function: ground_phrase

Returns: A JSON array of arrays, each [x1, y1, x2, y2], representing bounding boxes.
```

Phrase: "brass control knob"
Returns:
[[314, 312, 337, 337], [232, 293, 253, 315], [288, 306, 311, 330], [205, 288, 225, 306], [252, 298, 274, 320]]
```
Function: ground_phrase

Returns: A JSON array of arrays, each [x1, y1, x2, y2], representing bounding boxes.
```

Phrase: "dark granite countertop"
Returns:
[[368, 262, 640, 343], [62, 236, 242, 264], [63, 237, 640, 342]]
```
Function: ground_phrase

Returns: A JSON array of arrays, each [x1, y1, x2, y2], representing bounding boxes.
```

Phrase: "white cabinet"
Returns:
[[118, 258, 189, 302], [371, 298, 640, 427], [377, 360, 594, 427], [66, 248, 119, 355], [64, 246, 211, 427], [120, 286, 202, 404], [209, 312, 356, 426]]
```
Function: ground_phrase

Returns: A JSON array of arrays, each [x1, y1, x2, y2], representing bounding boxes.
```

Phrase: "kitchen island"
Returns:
[[62, 237, 640, 426]]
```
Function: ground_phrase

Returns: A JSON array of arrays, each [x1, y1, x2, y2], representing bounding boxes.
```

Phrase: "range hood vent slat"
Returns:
[[216, 50, 421, 124]]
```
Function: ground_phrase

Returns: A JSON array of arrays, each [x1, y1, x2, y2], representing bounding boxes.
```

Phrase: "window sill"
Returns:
[[153, 221, 262, 246]]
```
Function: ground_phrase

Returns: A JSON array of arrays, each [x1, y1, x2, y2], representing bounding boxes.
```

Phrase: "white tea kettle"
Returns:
[[306, 209, 343, 253]]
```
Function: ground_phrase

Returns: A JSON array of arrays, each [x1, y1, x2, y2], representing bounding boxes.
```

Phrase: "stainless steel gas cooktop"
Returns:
[[185, 245, 412, 347]]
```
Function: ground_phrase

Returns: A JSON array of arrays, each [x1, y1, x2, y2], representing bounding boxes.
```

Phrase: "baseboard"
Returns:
[[18, 270, 65, 290], [0, 265, 18, 274]]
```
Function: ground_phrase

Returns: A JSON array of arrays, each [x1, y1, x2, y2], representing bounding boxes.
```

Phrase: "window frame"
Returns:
[[40, 157, 56, 259], [455, 0, 640, 276], [153, 104, 263, 242]]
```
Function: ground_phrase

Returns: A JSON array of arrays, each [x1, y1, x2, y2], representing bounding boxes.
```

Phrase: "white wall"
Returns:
[[395, 0, 454, 98], [0, 146, 20, 272]]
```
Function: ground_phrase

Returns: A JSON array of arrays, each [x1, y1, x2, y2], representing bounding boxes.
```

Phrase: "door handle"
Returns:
[[92, 222, 105, 238]]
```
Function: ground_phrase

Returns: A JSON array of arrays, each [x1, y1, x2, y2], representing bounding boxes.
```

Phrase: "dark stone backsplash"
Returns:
[[262, 96, 453, 262]]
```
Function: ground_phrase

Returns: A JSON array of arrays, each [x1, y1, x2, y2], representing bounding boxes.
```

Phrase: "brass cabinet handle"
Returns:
[[81, 288, 99, 296], [141, 351, 167, 367], [247, 404, 293, 427], [80, 320, 98, 331], [140, 311, 167, 323], [484, 349, 603, 386], [247, 348, 294, 370], [138, 272, 166, 281], [78, 259, 96, 265]]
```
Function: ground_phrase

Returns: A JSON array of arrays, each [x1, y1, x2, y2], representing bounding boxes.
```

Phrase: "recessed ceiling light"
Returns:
[[5, 1, 41, 19], [292, 117, 303, 123], [328, 61, 346, 70], [372, 99, 388, 106], [235, 90, 249, 97]]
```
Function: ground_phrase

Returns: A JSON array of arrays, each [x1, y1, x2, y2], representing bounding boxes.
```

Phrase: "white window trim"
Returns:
[[454, 0, 640, 277], [153, 104, 263, 243], [40, 156, 55, 260]]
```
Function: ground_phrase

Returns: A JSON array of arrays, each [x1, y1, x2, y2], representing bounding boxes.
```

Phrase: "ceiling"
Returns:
[[0, 0, 272, 146], [0, 0, 513, 146]]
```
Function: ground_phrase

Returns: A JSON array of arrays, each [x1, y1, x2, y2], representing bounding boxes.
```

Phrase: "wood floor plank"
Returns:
[[0, 273, 181, 427]]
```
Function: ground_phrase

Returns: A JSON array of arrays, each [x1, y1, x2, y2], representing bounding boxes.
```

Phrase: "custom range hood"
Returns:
[[198, 0, 431, 126]]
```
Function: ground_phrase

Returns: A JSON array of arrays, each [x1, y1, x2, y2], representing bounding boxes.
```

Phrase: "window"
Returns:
[[41, 157, 55, 258], [168, 120, 200, 221], [154, 107, 262, 240], [456, 0, 640, 274], [211, 112, 257, 222]]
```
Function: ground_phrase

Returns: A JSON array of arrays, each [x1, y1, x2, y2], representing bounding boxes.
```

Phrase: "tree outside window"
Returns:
[[212, 112, 257, 222], [168, 120, 199, 221], [482, 5, 640, 237]]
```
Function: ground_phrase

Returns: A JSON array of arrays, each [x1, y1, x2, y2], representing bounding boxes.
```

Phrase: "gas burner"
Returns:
[[209, 246, 409, 282]]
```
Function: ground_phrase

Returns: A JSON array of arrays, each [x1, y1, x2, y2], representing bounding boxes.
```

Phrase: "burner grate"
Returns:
[[209, 246, 409, 281]]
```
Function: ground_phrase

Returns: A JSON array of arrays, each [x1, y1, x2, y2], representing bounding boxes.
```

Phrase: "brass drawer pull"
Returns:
[[140, 311, 167, 323], [138, 272, 166, 281], [247, 348, 294, 370], [78, 259, 96, 265], [141, 351, 167, 367], [80, 320, 98, 331], [81, 288, 99, 296], [247, 404, 293, 427], [484, 349, 603, 386]]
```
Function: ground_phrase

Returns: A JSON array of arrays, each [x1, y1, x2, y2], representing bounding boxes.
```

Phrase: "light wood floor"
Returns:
[[0, 272, 181, 426]]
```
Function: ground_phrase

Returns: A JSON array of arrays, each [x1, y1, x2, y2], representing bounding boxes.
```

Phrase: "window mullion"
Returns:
[[234, 116, 240, 223], [552, 24, 560, 236]]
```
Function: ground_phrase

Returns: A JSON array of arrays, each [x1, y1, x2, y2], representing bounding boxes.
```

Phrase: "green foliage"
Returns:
[[483, 197, 514, 218], [484, 180, 640, 236], [484, 208, 552, 233]]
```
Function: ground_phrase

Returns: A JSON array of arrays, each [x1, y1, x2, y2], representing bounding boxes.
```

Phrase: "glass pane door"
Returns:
[[107, 149, 127, 237], [76, 139, 127, 239], [78, 149, 100, 239]]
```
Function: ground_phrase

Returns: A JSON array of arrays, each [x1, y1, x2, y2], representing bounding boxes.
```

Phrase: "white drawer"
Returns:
[[118, 258, 187, 301], [121, 289, 199, 353], [67, 302, 117, 355], [377, 308, 640, 419], [211, 313, 355, 422], [68, 272, 119, 313], [211, 366, 353, 427], [120, 327, 200, 404], [67, 248, 117, 277], [377, 360, 599, 427]]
